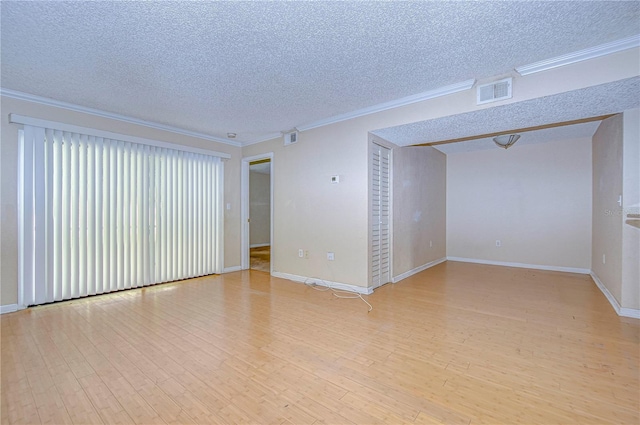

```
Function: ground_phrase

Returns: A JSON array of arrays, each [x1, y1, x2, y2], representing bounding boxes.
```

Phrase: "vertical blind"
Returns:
[[19, 124, 224, 306]]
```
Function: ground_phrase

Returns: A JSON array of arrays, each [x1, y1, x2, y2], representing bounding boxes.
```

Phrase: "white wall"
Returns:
[[447, 137, 592, 270], [239, 50, 637, 291], [242, 122, 371, 288], [392, 146, 446, 278], [592, 115, 624, 304], [621, 109, 640, 310], [249, 169, 271, 247]]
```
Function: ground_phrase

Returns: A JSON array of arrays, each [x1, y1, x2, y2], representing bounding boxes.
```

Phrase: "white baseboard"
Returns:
[[590, 272, 640, 319], [447, 257, 590, 275], [272, 271, 373, 295], [0, 304, 18, 314], [620, 307, 640, 319], [250, 243, 270, 248], [392, 257, 447, 283], [223, 266, 242, 273]]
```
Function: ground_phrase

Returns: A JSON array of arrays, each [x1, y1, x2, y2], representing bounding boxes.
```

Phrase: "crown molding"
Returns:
[[516, 34, 640, 76], [296, 79, 476, 132], [0, 88, 242, 147], [9, 113, 232, 159]]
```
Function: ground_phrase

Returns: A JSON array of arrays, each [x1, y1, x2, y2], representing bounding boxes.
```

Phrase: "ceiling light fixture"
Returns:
[[227, 132, 236, 139], [493, 134, 520, 149]]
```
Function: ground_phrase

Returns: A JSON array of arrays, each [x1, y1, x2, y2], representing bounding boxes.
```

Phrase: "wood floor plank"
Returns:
[[1, 261, 638, 424]]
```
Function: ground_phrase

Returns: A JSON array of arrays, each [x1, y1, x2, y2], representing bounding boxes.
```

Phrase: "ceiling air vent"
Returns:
[[477, 77, 512, 105], [283, 130, 299, 146]]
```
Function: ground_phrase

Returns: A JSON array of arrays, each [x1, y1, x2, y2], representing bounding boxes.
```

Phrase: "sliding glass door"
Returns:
[[18, 123, 224, 306]]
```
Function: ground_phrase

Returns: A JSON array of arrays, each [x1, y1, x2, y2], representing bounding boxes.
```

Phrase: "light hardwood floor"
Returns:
[[250, 247, 271, 273], [2, 261, 639, 424]]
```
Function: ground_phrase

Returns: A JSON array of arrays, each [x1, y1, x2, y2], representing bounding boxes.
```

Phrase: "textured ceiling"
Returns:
[[373, 77, 640, 147], [431, 121, 600, 155], [1, 1, 639, 145]]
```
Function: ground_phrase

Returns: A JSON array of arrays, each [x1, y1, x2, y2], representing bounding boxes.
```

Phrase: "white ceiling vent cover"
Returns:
[[284, 130, 299, 146], [477, 78, 512, 105]]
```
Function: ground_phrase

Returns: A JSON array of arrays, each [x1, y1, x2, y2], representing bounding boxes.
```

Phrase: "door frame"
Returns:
[[241, 153, 274, 272]]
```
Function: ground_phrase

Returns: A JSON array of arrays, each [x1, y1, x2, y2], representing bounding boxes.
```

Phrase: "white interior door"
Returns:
[[371, 143, 391, 288]]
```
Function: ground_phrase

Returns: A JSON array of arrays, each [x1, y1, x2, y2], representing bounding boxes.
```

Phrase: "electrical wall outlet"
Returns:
[[327, 252, 335, 261], [429, 240, 433, 248], [496, 240, 501, 247], [298, 249, 304, 258], [305, 250, 309, 259]]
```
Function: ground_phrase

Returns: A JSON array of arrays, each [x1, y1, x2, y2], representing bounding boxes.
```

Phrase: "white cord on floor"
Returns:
[[304, 278, 373, 312]]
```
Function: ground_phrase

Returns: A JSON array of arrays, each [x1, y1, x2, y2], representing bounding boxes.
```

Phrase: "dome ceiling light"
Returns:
[[493, 134, 520, 149]]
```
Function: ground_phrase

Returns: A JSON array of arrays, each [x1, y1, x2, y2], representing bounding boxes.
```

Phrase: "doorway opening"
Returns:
[[241, 154, 274, 273]]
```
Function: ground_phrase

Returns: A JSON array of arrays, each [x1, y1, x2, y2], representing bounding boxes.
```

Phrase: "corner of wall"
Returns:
[[591, 114, 624, 308], [590, 271, 640, 319]]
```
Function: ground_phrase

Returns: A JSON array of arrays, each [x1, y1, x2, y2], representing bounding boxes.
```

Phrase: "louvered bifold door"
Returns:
[[19, 125, 224, 307], [371, 143, 391, 288]]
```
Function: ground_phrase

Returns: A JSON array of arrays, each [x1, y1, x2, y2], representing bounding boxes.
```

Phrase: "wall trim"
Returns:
[[392, 257, 447, 283], [590, 272, 640, 319], [296, 79, 476, 132], [9, 114, 232, 159], [0, 304, 18, 314], [223, 266, 242, 273], [250, 243, 271, 248], [447, 257, 590, 274], [1, 88, 242, 147], [516, 34, 640, 76], [620, 307, 640, 319], [272, 271, 373, 295]]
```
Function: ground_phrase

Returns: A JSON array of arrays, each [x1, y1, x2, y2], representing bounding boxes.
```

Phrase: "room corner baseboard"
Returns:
[[446, 257, 590, 275], [249, 243, 271, 248], [620, 307, 640, 319], [0, 304, 18, 314], [272, 271, 373, 295], [223, 266, 242, 273], [590, 272, 640, 319], [392, 257, 447, 283]]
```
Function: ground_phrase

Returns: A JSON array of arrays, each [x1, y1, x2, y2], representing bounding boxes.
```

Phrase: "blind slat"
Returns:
[[79, 134, 88, 297], [33, 127, 47, 305]]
